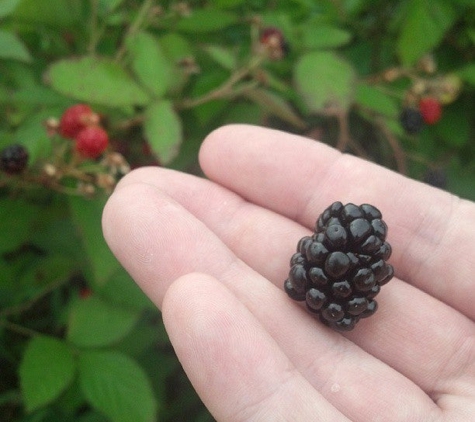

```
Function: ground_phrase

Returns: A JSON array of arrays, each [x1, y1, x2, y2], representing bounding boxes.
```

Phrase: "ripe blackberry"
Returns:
[[0, 144, 29, 174], [400, 107, 424, 134], [284, 202, 393, 332]]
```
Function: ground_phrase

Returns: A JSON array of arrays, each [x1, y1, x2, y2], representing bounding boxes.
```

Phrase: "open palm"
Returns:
[[102, 125, 475, 421]]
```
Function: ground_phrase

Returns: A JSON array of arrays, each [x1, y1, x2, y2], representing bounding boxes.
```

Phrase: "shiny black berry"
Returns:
[[284, 202, 393, 332], [0, 144, 29, 174], [400, 107, 424, 134]]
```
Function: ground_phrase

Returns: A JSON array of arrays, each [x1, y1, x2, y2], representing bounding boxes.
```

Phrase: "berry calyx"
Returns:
[[419, 97, 442, 125], [75, 126, 109, 159], [59, 104, 99, 139], [0, 144, 29, 174], [399, 107, 424, 135]]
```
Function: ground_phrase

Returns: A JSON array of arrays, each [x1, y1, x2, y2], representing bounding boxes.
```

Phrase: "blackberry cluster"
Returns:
[[399, 107, 424, 134], [284, 202, 394, 332], [0, 144, 29, 174]]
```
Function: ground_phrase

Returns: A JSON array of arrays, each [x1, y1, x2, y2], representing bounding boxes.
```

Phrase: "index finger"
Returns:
[[199, 124, 475, 320]]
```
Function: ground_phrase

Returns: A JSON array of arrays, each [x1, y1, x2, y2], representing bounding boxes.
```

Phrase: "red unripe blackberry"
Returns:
[[0, 144, 29, 174], [284, 202, 393, 332], [75, 126, 109, 159], [59, 104, 98, 139], [419, 97, 442, 125]]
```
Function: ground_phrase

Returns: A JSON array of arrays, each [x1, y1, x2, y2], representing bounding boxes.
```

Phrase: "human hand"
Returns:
[[102, 125, 475, 421]]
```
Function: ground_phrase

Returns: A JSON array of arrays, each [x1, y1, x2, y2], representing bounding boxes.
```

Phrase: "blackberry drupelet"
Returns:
[[284, 202, 393, 332], [0, 144, 29, 174]]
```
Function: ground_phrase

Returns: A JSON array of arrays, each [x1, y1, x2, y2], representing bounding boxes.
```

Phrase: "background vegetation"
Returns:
[[0, 0, 474, 421]]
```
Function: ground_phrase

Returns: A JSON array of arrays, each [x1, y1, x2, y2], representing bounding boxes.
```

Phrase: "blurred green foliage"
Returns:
[[0, 0, 474, 421]]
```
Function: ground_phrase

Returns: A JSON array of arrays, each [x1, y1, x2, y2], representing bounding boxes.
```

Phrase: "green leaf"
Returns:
[[68, 195, 119, 286], [144, 100, 182, 164], [79, 350, 157, 422], [175, 9, 237, 32], [397, 0, 457, 66], [48, 56, 149, 106], [0, 198, 39, 253], [435, 105, 469, 148], [67, 295, 140, 348], [126, 31, 173, 98], [0, 30, 31, 62], [355, 83, 399, 117], [12, 85, 68, 106], [300, 24, 352, 49], [457, 64, 475, 86], [202, 44, 236, 70], [0, 0, 21, 18], [97, 0, 125, 15], [293, 51, 355, 112], [20, 336, 76, 412], [159, 33, 193, 61], [213, 0, 246, 7], [14, 109, 58, 164], [12, 0, 81, 26], [99, 268, 154, 311]]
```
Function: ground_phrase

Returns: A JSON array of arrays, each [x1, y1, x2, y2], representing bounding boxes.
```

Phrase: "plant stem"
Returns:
[[87, 0, 100, 54], [0, 320, 42, 337], [377, 118, 407, 174], [115, 0, 155, 62], [0, 275, 70, 318], [179, 56, 265, 109]]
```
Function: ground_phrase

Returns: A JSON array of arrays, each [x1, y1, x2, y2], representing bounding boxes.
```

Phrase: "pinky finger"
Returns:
[[162, 273, 348, 422]]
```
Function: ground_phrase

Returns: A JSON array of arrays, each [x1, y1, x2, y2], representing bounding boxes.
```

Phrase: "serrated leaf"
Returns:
[[300, 24, 352, 49], [144, 100, 182, 164], [355, 83, 399, 117], [175, 9, 237, 32], [397, 0, 457, 66], [67, 295, 140, 347], [0, 30, 31, 62], [48, 57, 149, 106], [20, 336, 76, 412], [79, 350, 157, 422], [202, 44, 236, 70], [126, 31, 173, 97], [293, 51, 355, 112], [68, 196, 119, 286]]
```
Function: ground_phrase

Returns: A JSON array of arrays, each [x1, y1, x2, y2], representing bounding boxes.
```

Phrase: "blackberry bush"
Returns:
[[284, 202, 394, 331]]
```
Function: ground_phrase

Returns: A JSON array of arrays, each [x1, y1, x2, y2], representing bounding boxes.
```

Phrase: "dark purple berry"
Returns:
[[284, 202, 394, 332], [400, 107, 424, 134], [0, 144, 29, 174]]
